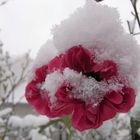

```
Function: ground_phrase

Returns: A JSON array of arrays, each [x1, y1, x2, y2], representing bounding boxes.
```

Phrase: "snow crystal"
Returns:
[[63, 68, 83, 87], [107, 79, 124, 91], [42, 68, 124, 105], [64, 68, 123, 105], [41, 71, 64, 103], [64, 68, 108, 104]]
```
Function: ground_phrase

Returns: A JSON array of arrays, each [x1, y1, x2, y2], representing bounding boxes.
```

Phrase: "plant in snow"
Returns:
[[1, 0, 140, 140], [25, 0, 140, 133]]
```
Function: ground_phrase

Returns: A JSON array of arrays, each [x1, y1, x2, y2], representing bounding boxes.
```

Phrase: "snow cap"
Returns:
[[33, 0, 140, 90]]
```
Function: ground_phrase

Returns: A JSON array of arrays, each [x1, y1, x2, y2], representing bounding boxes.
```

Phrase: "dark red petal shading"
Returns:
[[35, 65, 48, 82], [113, 87, 135, 112], [72, 104, 92, 131], [105, 91, 123, 104], [99, 99, 117, 121], [50, 102, 74, 117], [25, 81, 58, 117], [72, 104, 103, 131], [50, 86, 75, 116], [86, 106, 102, 128], [92, 60, 117, 80], [61, 45, 94, 73], [48, 55, 62, 73]]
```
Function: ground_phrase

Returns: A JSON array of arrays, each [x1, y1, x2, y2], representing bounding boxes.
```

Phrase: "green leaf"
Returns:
[[131, 117, 140, 140]]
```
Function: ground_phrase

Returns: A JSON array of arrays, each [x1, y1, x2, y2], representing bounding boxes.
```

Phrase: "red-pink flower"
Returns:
[[25, 45, 135, 131]]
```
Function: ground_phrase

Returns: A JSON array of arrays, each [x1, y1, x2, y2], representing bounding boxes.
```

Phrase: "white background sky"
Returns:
[[0, 0, 140, 58]]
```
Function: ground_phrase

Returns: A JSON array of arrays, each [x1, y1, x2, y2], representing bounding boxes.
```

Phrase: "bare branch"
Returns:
[[128, 0, 140, 35]]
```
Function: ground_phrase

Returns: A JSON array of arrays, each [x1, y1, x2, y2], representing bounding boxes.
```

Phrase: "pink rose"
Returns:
[[25, 45, 135, 131]]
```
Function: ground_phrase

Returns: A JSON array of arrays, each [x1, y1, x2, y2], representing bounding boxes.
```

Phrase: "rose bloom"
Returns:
[[25, 45, 135, 131]]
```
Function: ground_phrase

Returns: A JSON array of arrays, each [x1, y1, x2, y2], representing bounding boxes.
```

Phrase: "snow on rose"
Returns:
[[25, 0, 140, 131]]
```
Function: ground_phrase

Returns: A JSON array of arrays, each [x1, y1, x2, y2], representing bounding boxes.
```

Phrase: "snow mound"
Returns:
[[31, 0, 140, 95], [8, 114, 49, 128], [52, 0, 140, 90]]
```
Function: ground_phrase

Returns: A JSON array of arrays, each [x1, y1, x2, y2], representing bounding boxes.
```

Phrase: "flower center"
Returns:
[[85, 72, 102, 82]]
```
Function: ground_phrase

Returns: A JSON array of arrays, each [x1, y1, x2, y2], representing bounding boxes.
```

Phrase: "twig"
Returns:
[[0, 52, 30, 139], [131, 0, 140, 29], [128, 0, 140, 35]]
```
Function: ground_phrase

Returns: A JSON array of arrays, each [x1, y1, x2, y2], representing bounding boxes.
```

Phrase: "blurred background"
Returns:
[[0, 0, 140, 140]]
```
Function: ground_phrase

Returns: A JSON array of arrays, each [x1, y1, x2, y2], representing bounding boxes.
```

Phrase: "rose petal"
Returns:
[[48, 56, 62, 72], [62, 45, 94, 73], [105, 91, 123, 104], [113, 87, 135, 112], [35, 65, 48, 82], [55, 85, 77, 103], [87, 106, 103, 129], [25, 81, 58, 117], [72, 104, 102, 131], [51, 102, 74, 117], [49, 86, 75, 116], [72, 104, 91, 131], [25, 44, 136, 131], [100, 99, 117, 121], [92, 60, 117, 79]]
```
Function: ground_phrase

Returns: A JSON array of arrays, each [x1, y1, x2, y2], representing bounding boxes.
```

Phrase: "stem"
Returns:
[[130, 0, 140, 30]]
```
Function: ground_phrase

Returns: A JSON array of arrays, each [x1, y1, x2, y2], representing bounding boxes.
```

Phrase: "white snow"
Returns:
[[41, 71, 64, 103], [42, 68, 123, 105], [0, 108, 12, 117], [30, 0, 140, 109], [97, 120, 113, 137], [0, 118, 4, 125], [29, 129, 47, 140], [4, 137, 9, 140], [64, 68, 108, 105], [51, 0, 140, 90], [29, 40, 58, 81], [8, 114, 49, 128], [8, 116, 22, 128]]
